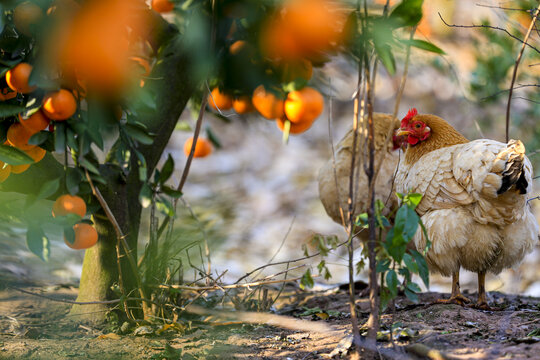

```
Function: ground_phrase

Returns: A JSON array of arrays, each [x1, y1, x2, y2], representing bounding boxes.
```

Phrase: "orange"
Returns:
[[0, 88, 17, 101], [260, 0, 349, 60], [65, 223, 98, 250], [10, 164, 30, 174], [151, 0, 174, 13], [276, 116, 313, 134], [6, 63, 37, 94], [183, 137, 212, 158], [52, 194, 86, 218], [252, 85, 285, 120], [284, 87, 324, 124], [279, 59, 313, 83], [229, 40, 255, 56], [42, 89, 77, 120], [54, 0, 149, 95], [232, 96, 255, 114], [13, 1, 43, 37], [0, 162, 11, 183], [18, 110, 50, 134], [208, 87, 233, 111], [25, 146, 46, 163], [7, 123, 35, 150]]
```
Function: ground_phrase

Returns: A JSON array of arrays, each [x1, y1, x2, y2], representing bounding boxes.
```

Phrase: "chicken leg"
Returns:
[[436, 270, 471, 305], [474, 271, 492, 310]]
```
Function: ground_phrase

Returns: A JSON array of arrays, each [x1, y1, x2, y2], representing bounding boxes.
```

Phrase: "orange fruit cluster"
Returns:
[[52, 194, 97, 250]]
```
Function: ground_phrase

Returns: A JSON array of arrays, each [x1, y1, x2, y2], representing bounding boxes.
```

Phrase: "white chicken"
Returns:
[[395, 108, 539, 309], [318, 113, 401, 228]]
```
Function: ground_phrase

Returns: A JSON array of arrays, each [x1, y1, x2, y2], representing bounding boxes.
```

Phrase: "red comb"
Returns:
[[401, 108, 417, 127]]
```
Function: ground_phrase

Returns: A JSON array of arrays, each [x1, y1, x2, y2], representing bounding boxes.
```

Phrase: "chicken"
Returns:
[[318, 113, 401, 228], [395, 108, 539, 309]]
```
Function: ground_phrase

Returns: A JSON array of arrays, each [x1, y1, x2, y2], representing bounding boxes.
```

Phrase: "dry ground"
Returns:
[[1, 283, 540, 360]]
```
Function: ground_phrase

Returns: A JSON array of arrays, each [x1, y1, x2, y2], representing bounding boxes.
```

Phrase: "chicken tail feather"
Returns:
[[497, 140, 528, 195]]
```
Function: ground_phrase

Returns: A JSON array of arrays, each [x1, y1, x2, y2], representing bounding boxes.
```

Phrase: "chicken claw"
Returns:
[[471, 301, 493, 311], [436, 294, 471, 306]]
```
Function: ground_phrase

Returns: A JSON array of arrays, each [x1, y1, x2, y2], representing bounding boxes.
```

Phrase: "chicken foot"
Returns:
[[436, 271, 471, 306], [472, 272, 493, 310]]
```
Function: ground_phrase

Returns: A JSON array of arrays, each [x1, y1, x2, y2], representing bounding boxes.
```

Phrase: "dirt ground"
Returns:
[[1, 282, 540, 360]]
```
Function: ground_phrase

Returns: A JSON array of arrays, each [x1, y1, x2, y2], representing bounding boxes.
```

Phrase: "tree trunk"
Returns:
[[69, 25, 199, 323]]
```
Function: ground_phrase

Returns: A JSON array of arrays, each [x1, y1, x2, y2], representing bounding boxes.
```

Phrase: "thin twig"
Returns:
[[438, 13, 540, 54], [475, 3, 530, 12], [369, 26, 415, 198], [505, 4, 540, 142], [159, 274, 318, 291], [84, 170, 151, 318]]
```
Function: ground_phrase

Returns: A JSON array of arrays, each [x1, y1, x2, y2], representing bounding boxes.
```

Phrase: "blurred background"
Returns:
[[2, 0, 540, 299]]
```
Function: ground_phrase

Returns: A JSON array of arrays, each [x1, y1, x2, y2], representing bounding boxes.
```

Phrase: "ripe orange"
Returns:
[[13, 1, 43, 36], [284, 87, 324, 124], [19, 110, 50, 134], [0, 88, 17, 101], [0, 162, 11, 183], [276, 116, 313, 134], [6, 63, 37, 94], [183, 137, 212, 158], [10, 164, 30, 174], [25, 146, 46, 163], [7, 123, 35, 150], [232, 96, 255, 114], [151, 0, 174, 13], [208, 87, 233, 111], [52, 194, 87, 218], [65, 223, 98, 250], [42, 89, 77, 120], [252, 85, 285, 120], [260, 0, 349, 60]]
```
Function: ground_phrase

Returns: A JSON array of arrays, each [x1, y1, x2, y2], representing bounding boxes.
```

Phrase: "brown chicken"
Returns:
[[395, 109, 539, 309], [318, 113, 401, 229]]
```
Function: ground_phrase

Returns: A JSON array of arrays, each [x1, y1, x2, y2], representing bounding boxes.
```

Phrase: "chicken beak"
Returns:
[[396, 129, 410, 137]]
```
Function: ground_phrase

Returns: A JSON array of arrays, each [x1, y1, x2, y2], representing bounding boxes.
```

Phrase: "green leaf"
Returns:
[[374, 43, 396, 75], [52, 213, 82, 227], [390, 0, 423, 28], [206, 127, 222, 149], [401, 39, 445, 54], [28, 131, 50, 146], [36, 177, 60, 200], [161, 185, 183, 199], [0, 144, 34, 165], [300, 269, 314, 290], [406, 282, 422, 293], [156, 195, 174, 217], [64, 226, 75, 245], [402, 253, 418, 274], [386, 269, 399, 297], [376, 259, 391, 273], [124, 123, 154, 145], [66, 168, 82, 195], [139, 182, 153, 208], [78, 157, 100, 175], [54, 122, 66, 153], [411, 249, 429, 288], [159, 154, 174, 185], [175, 121, 192, 131], [404, 287, 419, 302], [404, 193, 423, 209], [26, 225, 50, 261], [0, 103, 25, 117]]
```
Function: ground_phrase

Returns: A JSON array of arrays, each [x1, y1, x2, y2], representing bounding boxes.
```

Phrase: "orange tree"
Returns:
[[0, 0, 440, 327]]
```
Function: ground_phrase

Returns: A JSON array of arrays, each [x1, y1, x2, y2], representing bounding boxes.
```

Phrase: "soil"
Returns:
[[1, 283, 540, 360]]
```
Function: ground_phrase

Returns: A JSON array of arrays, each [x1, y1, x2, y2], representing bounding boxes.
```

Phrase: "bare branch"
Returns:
[[438, 13, 540, 55], [506, 3, 540, 142]]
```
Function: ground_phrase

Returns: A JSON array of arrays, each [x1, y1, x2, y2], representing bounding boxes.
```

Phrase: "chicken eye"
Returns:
[[415, 123, 421, 129]]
